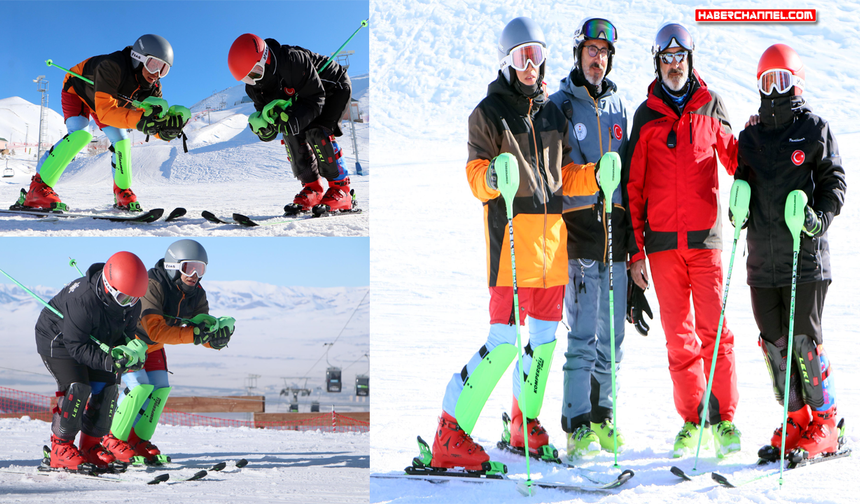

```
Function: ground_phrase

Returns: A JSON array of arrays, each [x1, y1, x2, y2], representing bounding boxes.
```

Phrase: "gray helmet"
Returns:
[[164, 239, 208, 280], [497, 17, 547, 82], [132, 34, 174, 68]]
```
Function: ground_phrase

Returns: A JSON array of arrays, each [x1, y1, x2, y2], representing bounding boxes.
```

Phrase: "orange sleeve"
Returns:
[[141, 313, 195, 345], [94, 91, 144, 129], [466, 158, 501, 202], [562, 162, 599, 197]]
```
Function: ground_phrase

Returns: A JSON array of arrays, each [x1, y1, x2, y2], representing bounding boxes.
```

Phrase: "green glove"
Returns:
[[157, 115, 186, 141], [248, 112, 278, 142], [208, 325, 234, 350], [188, 313, 217, 329], [110, 339, 148, 372], [262, 99, 292, 125]]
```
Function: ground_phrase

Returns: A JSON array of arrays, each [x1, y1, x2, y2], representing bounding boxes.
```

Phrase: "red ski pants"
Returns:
[[649, 248, 738, 424]]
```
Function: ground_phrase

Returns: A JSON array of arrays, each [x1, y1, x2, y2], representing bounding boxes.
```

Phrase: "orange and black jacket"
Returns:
[[626, 71, 738, 264], [136, 259, 210, 354], [63, 46, 162, 129], [466, 72, 599, 289]]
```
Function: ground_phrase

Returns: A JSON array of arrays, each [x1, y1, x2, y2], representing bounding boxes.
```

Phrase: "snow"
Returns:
[[0, 282, 369, 502], [370, 0, 860, 503], [0, 78, 369, 237]]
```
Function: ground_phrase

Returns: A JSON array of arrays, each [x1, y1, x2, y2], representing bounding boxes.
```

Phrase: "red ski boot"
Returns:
[[312, 177, 354, 215], [22, 174, 64, 210], [128, 428, 161, 460], [770, 406, 811, 451], [49, 434, 86, 469], [79, 433, 116, 469], [285, 179, 325, 215], [796, 406, 839, 458], [509, 396, 550, 455], [113, 182, 140, 211], [101, 431, 137, 463], [430, 411, 489, 470]]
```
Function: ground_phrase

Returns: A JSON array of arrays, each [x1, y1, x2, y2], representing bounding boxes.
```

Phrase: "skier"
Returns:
[[548, 17, 641, 459], [430, 17, 602, 470], [625, 23, 742, 458], [735, 44, 846, 460], [15, 35, 186, 212], [35, 251, 149, 470], [228, 33, 355, 216], [100, 239, 234, 464]]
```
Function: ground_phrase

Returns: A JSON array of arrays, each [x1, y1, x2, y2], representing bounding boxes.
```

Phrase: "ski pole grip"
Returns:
[[729, 179, 751, 238], [784, 190, 808, 250], [598, 152, 621, 211], [494, 153, 520, 219]]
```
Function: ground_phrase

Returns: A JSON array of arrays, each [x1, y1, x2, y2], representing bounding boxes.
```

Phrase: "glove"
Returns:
[[802, 205, 823, 237], [110, 343, 146, 373], [271, 104, 292, 135], [208, 325, 234, 350], [136, 106, 165, 135], [157, 115, 186, 141], [486, 158, 498, 191], [248, 111, 278, 142], [192, 322, 213, 345], [626, 270, 653, 336], [728, 207, 748, 229]]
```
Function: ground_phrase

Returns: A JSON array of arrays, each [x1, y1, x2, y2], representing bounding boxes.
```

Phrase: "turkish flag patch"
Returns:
[[284, 87, 296, 96], [791, 150, 805, 165], [613, 124, 623, 141]]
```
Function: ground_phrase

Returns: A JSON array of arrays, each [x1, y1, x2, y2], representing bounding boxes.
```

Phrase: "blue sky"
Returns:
[[2, 0, 370, 117], [0, 237, 369, 288]]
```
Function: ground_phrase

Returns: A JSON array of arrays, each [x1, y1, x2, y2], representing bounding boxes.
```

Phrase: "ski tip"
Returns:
[[711, 472, 734, 488], [619, 469, 635, 479], [670, 466, 691, 481], [188, 470, 208, 481], [148, 473, 170, 485], [165, 207, 187, 221], [235, 459, 249, 469], [231, 213, 259, 227], [212, 462, 227, 471]]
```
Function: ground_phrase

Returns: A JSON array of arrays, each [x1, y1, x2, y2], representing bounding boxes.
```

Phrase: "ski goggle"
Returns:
[[164, 260, 207, 278], [131, 51, 171, 78], [241, 44, 269, 85], [503, 42, 547, 71], [658, 51, 689, 65], [758, 68, 804, 95], [103, 274, 140, 307], [578, 18, 618, 44], [652, 24, 695, 55]]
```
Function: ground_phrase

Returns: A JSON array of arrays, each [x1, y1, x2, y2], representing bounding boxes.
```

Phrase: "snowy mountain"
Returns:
[[0, 74, 370, 237], [370, 1, 860, 503]]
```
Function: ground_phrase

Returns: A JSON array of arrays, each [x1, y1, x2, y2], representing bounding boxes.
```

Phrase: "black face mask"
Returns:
[[176, 276, 198, 294], [510, 68, 542, 99]]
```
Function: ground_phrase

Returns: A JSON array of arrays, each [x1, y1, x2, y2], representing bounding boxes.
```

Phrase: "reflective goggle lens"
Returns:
[[179, 260, 206, 278], [580, 18, 618, 44], [144, 56, 170, 78], [758, 69, 800, 95], [659, 51, 689, 65], [507, 43, 546, 71], [104, 275, 140, 307], [241, 45, 269, 85]]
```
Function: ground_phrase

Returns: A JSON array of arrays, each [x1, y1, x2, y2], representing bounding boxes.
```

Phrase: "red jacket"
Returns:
[[626, 71, 737, 263]]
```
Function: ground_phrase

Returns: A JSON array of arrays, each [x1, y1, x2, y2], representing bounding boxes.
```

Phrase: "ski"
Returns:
[[0, 207, 164, 223], [36, 445, 168, 484], [165, 207, 186, 222], [201, 209, 361, 227], [373, 468, 634, 493]]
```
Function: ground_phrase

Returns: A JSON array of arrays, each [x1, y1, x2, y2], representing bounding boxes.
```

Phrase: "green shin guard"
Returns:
[[110, 384, 154, 441], [39, 130, 92, 187], [454, 344, 517, 434], [133, 386, 172, 441], [520, 339, 557, 419], [111, 139, 133, 190]]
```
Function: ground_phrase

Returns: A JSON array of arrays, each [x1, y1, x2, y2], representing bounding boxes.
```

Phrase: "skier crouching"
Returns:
[[100, 239, 234, 464], [35, 252, 149, 470], [735, 44, 846, 460], [228, 33, 355, 217]]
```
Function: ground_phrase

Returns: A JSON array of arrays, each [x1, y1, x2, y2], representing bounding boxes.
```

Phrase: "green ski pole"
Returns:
[[598, 152, 622, 467], [780, 189, 807, 487], [495, 151, 534, 496], [318, 19, 369, 74], [691, 179, 751, 471]]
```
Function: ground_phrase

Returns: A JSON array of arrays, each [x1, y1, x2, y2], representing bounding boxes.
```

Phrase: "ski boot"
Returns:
[[673, 421, 712, 458], [14, 174, 67, 211], [429, 411, 489, 470], [591, 418, 625, 452], [101, 431, 137, 463], [794, 406, 839, 459], [128, 428, 169, 464], [567, 425, 601, 459], [759, 406, 811, 462], [79, 433, 118, 470], [508, 396, 558, 461], [284, 178, 325, 215], [712, 420, 742, 458], [312, 177, 356, 216], [113, 182, 142, 212], [48, 434, 86, 470]]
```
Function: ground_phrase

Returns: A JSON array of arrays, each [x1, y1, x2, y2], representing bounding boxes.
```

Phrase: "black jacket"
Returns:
[[736, 96, 846, 287], [245, 39, 350, 135], [34, 263, 141, 372], [135, 259, 209, 349]]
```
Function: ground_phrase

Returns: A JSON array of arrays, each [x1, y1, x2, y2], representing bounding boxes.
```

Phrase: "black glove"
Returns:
[[486, 159, 498, 191], [728, 208, 748, 229], [157, 115, 187, 141], [111, 351, 145, 373], [802, 205, 823, 237], [626, 270, 653, 336], [208, 325, 234, 350], [136, 106, 166, 135], [251, 122, 278, 142], [192, 322, 212, 345]]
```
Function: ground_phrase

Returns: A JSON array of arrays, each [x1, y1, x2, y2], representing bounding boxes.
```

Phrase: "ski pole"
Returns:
[[318, 19, 369, 75], [692, 179, 751, 471], [494, 149, 533, 496], [598, 152, 622, 467], [780, 189, 807, 487], [46, 59, 141, 108]]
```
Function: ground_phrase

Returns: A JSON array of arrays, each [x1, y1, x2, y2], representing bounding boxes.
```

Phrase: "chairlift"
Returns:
[[311, 400, 320, 413], [289, 400, 299, 412], [326, 367, 342, 393], [355, 374, 369, 397], [2, 167, 13, 178]]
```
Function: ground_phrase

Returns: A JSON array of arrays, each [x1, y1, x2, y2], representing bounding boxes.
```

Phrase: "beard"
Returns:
[[662, 67, 688, 92], [584, 62, 606, 87]]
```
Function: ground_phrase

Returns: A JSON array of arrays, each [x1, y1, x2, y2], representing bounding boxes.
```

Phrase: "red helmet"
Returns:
[[103, 251, 148, 304], [757, 44, 805, 95], [228, 33, 270, 82]]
